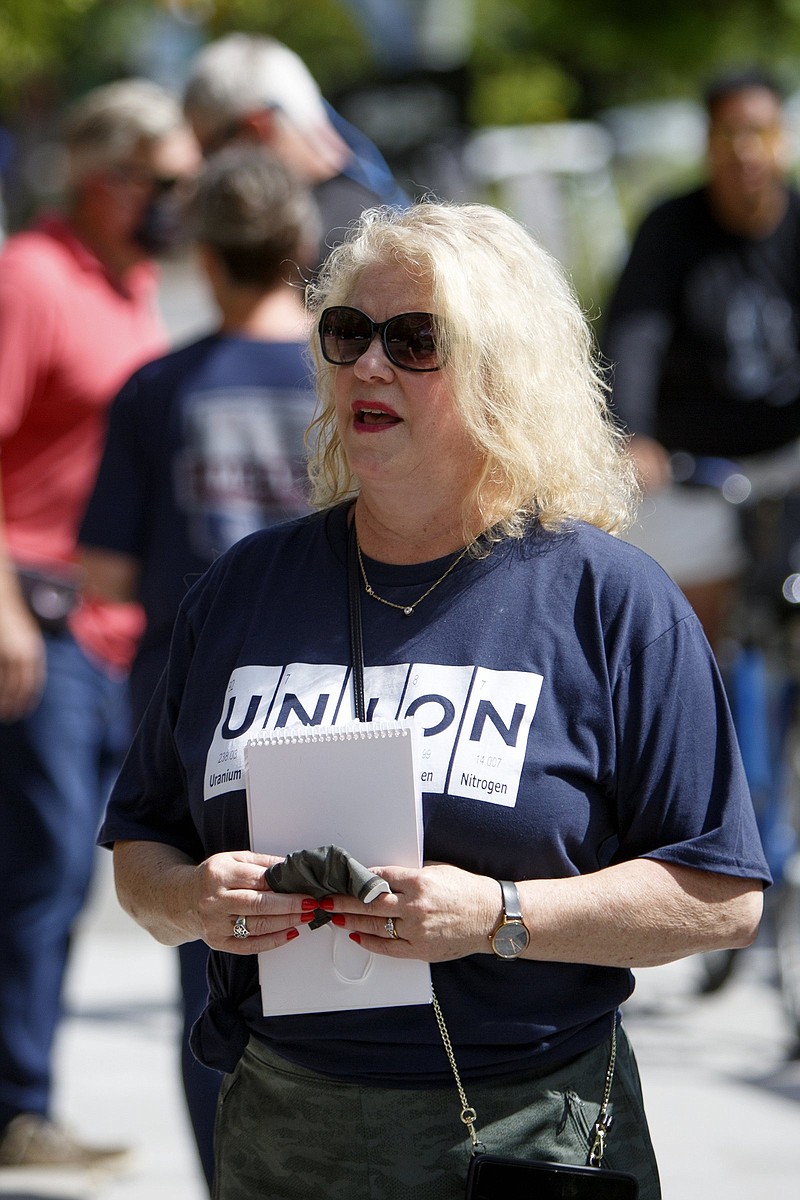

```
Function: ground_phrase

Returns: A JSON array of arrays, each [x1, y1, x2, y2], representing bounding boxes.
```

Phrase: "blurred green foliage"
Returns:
[[2, 0, 800, 122], [471, 0, 800, 120], [0, 0, 99, 105], [3, 1, 798, 310], [0, 0, 370, 114], [197, 0, 368, 92]]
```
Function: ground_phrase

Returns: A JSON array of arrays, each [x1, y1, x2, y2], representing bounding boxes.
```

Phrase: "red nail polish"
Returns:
[[301, 898, 317, 911], [319, 897, 335, 911], [349, 932, 362, 944], [331, 914, 346, 927], [287, 928, 300, 941], [301, 912, 315, 924]]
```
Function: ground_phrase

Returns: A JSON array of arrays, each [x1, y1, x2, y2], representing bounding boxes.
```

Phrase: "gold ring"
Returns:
[[384, 918, 400, 939]]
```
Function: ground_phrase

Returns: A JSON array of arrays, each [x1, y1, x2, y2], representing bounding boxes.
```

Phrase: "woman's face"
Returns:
[[333, 263, 483, 508]]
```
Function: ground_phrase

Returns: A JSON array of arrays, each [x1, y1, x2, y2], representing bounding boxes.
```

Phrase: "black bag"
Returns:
[[465, 1153, 638, 1199], [16, 565, 79, 634]]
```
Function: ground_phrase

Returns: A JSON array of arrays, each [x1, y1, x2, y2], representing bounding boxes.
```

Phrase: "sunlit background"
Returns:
[[4, 0, 800, 308]]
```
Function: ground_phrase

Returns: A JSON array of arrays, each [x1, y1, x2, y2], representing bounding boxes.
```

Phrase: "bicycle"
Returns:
[[668, 450, 800, 1046]]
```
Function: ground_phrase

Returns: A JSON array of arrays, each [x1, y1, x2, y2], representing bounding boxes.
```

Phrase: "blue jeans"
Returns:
[[0, 632, 131, 1130], [132, 657, 221, 1193], [179, 939, 220, 1192]]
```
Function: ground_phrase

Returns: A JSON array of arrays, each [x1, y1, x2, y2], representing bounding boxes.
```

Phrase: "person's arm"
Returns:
[[604, 311, 674, 493], [103, 556, 315, 955], [314, 857, 762, 966], [603, 309, 674, 442], [333, 608, 768, 966], [0, 483, 46, 721], [112, 839, 309, 952], [112, 832, 761, 965], [80, 546, 140, 603], [602, 204, 683, 488], [78, 370, 150, 580], [625, 432, 673, 493], [0, 244, 58, 720], [516, 858, 762, 965]]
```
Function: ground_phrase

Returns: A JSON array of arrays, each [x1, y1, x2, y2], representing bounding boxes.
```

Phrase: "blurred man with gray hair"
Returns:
[[184, 32, 408, 270], [0, 77, 199, 1168]]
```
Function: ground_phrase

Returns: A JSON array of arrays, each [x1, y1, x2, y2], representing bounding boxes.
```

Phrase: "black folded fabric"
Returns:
[[265, 844, 390, 928]]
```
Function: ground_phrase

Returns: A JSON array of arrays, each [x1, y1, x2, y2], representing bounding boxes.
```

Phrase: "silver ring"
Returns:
[[232, 916, 250, 940], [384, 917, 399, 939]]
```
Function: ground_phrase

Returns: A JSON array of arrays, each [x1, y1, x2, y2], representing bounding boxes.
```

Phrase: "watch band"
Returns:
[[498, 879, 523, 922], [489, 880, 530, 959]]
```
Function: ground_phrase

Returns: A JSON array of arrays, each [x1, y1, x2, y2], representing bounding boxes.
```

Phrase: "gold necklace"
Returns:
[[356, 535, 470, 616]]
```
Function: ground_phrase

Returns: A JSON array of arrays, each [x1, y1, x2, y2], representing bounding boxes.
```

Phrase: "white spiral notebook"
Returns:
[[244, 719, 431, 1016]]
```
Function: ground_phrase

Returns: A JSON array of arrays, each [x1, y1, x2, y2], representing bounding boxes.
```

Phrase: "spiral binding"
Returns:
[[249, 719, 411, 747]]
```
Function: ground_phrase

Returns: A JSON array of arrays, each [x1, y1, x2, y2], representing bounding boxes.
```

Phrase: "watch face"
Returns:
[[492, 921, 530, 959]]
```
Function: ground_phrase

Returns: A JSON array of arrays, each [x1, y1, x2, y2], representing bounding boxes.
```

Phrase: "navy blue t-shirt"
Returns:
[[79, 333, 315, 718], [100, 504, 769, 1084]]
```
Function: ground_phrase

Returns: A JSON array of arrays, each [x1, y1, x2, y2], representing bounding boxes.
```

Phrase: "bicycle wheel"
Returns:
[[694, 947, 739, 994]]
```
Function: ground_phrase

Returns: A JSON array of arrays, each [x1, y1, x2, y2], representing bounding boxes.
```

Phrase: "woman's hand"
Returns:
[[113, 841, 337, 955], [327, 862, 500, 962], [628, 433, 672, 494], [188, 850, 303, 954], [305, 858, 764, 968], [192, 850, 356, 954], [0, 594, 46, 721]]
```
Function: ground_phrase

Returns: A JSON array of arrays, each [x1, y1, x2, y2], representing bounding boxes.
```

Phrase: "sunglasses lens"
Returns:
[[320, 308, 372, 365], [319, 307, 439, 371], [385, 314, 438, 370]]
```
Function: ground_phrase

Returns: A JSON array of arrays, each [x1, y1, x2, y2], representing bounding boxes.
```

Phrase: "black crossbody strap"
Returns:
[[345, 509, 619, 1171], [347, 515, 367, 723]]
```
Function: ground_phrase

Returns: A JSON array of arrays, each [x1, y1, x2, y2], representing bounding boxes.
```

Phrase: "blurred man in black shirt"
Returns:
[[603, 68, 800, 648]]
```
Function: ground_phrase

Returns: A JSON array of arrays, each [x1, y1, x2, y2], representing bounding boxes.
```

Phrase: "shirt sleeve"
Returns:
[[78, 372, 150, 556], [98, 594, 205, 861], [612, 613, 771, 883], [601, 207, 682, 437]]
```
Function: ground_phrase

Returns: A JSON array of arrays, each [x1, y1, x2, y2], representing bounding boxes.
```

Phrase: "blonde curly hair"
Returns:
[[306, 201, 638, 542]]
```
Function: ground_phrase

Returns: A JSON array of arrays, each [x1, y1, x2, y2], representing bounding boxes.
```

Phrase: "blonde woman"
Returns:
[[102, 202, 768, 1200]]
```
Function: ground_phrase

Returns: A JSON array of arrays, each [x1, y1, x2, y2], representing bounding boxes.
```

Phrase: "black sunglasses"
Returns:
[[200, 105, 282, 158], [318, 306, 440, 372], [108, 164, 187, 194]]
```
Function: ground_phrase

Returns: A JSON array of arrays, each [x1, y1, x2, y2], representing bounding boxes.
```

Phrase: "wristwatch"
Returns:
[[489, 880, 531, 960]]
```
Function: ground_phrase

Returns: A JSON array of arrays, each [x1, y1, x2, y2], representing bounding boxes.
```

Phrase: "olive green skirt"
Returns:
[[213, 1023, 660, 1200]]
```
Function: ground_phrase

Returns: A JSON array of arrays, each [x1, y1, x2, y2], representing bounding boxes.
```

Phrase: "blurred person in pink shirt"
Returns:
[[0, 78, 199, 1169]]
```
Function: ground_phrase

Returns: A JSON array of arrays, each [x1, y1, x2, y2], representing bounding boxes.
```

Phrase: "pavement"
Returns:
[[1, 851, 798, 1200], [0, 852, 207, 1200]]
